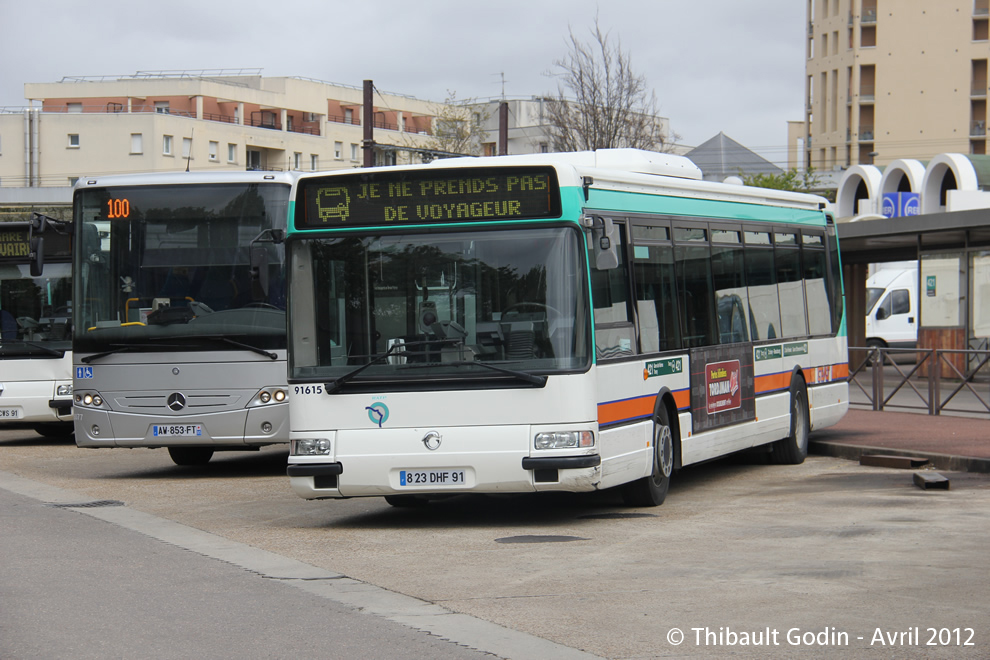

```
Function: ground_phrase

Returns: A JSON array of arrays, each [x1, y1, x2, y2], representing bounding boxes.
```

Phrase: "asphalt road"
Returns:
[[2, 427, 988, 659]]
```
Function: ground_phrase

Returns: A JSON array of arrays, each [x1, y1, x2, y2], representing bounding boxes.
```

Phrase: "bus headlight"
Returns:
[[534, 431, 595, 450], [292, 438, 331, 455], [57, 384, 73, 397], [74, 391, 107, 409], [252, 388, 288, 407]]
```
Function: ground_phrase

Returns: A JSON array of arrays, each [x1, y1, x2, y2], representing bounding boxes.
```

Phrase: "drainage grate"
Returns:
[[495, 535, 589, 544], [47, 500, 125, 508], [577, 512, 658, 520]]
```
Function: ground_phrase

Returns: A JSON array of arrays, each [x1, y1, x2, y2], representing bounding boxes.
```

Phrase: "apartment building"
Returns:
[[0, 70, 439, 189], [804, 0, 990, 170]]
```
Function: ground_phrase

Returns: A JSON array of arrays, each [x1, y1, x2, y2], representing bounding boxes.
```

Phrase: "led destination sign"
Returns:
[[297, 166, 561, 228], [0, 227, 30, 260]]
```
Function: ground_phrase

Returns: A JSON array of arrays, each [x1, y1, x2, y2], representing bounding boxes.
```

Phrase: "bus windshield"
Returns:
[[0, 262, 73, 356], [74, 183, 290, 354], [288, 225, 591, 385]]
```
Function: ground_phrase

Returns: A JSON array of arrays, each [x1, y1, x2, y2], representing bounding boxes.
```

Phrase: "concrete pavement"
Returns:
[[811, 408, 990, 473]]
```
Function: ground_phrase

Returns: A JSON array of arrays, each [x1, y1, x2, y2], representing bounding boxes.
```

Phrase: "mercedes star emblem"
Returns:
[[166, 392, 186, 411]]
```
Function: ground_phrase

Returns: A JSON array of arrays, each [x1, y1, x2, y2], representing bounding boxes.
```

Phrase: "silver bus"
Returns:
[[0, 217, 74, 437], [72, 172, 293, 465]]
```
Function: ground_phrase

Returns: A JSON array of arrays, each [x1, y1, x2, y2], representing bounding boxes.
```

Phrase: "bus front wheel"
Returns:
[[770, 380, 809, 465], [622, 404, 673, 507], [167, 446, 214, 466]]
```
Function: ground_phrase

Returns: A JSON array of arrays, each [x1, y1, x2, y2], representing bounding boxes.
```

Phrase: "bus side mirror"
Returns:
[[592, 216, 618, 270], [30, 236, 44, 277]]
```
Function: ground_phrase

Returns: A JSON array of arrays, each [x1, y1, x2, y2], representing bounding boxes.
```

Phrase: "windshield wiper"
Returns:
[[0, 339, 64, 357], [81, 342, 175, 363], [210, 336, 278, 360], [324, 341, 410, 394], [408, 360, 548, 386]]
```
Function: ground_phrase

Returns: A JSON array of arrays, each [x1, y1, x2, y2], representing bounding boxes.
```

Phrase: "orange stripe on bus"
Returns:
[[598, 389, 691, 427]]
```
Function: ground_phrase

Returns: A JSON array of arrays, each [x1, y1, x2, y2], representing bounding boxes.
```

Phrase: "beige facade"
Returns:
[[804, 0, 990, 170], [0, 72, 439, 188]]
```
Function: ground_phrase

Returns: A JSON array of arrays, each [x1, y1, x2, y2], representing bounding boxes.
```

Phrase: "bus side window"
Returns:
[[631, 241, 680, 353], [774, 232, 808, 338], [673, 227, 717, 348], [590, 222, 635, 359], [711, 229, 749, 345], [744, 231, 780, 342]]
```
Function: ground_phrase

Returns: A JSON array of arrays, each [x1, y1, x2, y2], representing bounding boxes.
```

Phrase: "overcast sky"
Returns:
[[0, 0, 805, 165]]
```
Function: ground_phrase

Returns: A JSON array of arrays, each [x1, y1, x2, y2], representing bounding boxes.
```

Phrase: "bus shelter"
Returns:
[[837, 208, 990, 375]]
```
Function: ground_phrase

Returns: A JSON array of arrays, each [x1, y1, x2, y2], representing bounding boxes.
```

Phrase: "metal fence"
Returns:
[[848, 346, 990, 416]]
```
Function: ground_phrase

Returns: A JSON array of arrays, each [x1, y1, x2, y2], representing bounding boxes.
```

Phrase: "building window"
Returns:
[[68, 134, 80, 148], [67, 103, 83, 114], [130, 134, 143, 154], [182, 137, 192, 159], [350, 143, 359, 160], [155, 101, 170, 114], [294, 152, 302, 169], [311, 154, 318, 170], [209, 141, 219, 161], [163, 135, 173, 155], [335, 141, 343, 159], [228, 143, 237, 163], [345, 108, 353, 124]]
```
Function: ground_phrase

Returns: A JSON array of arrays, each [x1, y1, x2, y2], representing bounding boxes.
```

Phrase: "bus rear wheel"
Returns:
[[769, 380, 809, 465], [167, 447, 214, 466], [622, 404, 673, 507]]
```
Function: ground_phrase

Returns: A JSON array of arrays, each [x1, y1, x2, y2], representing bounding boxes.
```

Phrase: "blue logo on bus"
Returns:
[[76, 366, 93, 379], [366, 402, 389, 427]]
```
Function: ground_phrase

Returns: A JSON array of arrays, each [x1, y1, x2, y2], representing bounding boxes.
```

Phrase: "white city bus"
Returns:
[[0, 217, 74, 437], [72, 172, 294, 465], [284, 150, 849, 506]]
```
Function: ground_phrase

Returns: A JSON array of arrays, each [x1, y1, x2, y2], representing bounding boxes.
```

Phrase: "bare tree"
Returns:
[[544, 18, 678, 153], [415, 91, 492, 158]]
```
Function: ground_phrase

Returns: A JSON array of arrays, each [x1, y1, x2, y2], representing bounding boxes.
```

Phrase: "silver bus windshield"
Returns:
[[74, 183, 290, 354], [0, 262, 72, 356], [288, 225, 591, 386]]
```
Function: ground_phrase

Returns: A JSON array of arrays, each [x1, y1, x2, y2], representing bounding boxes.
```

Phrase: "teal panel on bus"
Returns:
[[574, 187, 827, 226]]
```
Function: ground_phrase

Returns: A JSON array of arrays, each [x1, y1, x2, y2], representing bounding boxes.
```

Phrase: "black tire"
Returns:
[[384, 495, 429, 508], [33, 422, 75, 438], [167, 446, 214, 466], [769, 379, 810, 465], [622, 403, 674, 507]]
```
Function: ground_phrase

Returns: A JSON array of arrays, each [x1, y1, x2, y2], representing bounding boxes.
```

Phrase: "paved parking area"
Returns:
[[2, 428, 988, 658]]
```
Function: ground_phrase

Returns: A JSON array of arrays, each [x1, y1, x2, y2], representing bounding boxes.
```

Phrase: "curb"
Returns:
[[810, 441, 990, 474]]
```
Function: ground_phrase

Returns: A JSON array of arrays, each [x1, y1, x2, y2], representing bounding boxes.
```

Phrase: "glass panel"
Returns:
[[74, 183, 290, 353], [745, 230, 772, 245], [804, 247, 832, 335], [633, 242, 680, 353], [712, 243, 750, 343], [288, 226, 590, 381], [0, 262, 73, 354], [631, 225, 670, 242], [776, 248, 808, 337], [675, 243, 716, 347], [745, 248, 781, 341]]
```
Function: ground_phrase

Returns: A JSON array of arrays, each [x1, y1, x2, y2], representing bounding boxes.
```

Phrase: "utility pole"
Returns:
[[363, 80, 375, 168], [498, 101, 508, 156]]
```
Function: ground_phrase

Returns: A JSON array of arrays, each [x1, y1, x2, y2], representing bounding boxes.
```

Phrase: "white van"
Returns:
[[865, 267, 918, 351]]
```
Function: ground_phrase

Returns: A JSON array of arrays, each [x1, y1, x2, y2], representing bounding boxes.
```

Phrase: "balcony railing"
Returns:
[[862, 8, 877, 23], [859, 84, 876, 102], [972, 84, 988, 97], [859, 125, 875, 141], [972, 120, 986, 136]]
